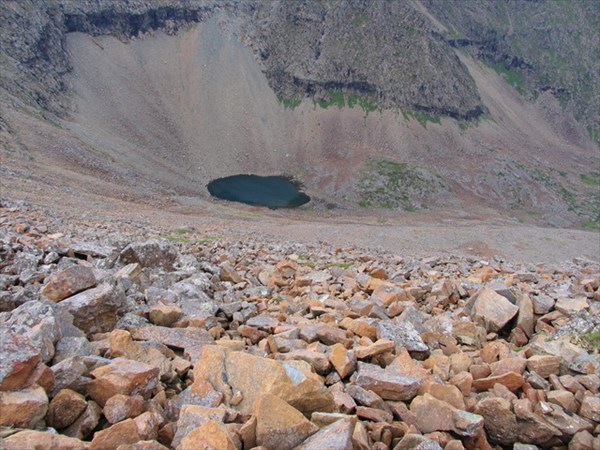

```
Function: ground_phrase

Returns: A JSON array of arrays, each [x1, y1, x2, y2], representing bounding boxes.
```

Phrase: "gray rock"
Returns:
[[376, 320, 429, 354], [58, 282, 127, 335], [119, 240, 177, 271], [0, 300, 63, 362], [53, 337, 94, 364]]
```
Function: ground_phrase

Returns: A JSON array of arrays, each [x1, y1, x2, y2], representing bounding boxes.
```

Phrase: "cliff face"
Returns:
[[2, 0, 484, 119], [2, 0, 597, 126], [236, 0, 482, 119]]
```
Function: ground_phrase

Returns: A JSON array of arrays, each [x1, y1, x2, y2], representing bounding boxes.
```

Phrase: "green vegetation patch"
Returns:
[[357, 158, 446, 210], [573, 332, 600, 353], [279, 96, 302, 109], [580, 220, 599, 231], [197, 234, 221, 244], [580, 172, 600, 187], [487, 62, 526, 93], [165, 235, 191, 243], [174, 228, 194, 235], [402, 111, 442, 128], [315, 90, 379, 114]]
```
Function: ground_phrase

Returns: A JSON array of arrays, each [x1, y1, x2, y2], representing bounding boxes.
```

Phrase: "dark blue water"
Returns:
[[207, 174, 310, 208]]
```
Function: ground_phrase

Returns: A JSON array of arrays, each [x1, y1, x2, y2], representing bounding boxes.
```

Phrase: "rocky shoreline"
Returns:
[[0, 199, 598, 449]]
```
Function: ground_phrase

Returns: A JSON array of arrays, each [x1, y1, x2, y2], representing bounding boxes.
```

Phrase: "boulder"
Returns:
[[103, 394, 145, 424], [579, 395, 600, 422], [376, 320, 429, 354], [410, 393, 483, 437], [474, 397, 560, 446], [148, 304, 182, 327], [295, 418, 354, 450], [254, 393, 318, 450], [108, 330, 172, 380], [53, 336, 94, 363], [1, 301, 64, 363], [472, 371, 525, 392], [470, 288, 519, 333], [166, 381, 223, 419], [119, 240, 177, 271], [88, 359, 159, 406], [554, 297, 589, 316], [41, 265, 96, 301], [193, 347, 334, 414], [329, 343, 356, 378], [47, 388, 87, 429], [418, 381, 465, 410], [2, 430, 87, 450], [355, 362, 421, 401], [179, 420, 238, 450], [171, 405, 227, 449], [59, 283, 127, 335], [63, 400, 102, 439], [90, 418, 142, 450], [0, 385, 48, 428], [515, 292, 534, 338], [0, 329, 41, 391]]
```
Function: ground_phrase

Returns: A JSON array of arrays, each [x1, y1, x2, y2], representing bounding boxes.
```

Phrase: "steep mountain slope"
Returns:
[[0, 0, 598, 230], [421, 0, 600, 144]]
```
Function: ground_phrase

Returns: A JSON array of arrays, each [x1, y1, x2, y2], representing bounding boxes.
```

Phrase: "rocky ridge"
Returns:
[[1, 199, 599, 449]]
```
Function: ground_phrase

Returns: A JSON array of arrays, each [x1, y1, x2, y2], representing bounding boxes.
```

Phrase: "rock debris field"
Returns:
[[0, 199, 599, 450]]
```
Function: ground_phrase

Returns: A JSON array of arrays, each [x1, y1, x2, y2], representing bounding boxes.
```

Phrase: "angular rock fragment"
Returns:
[[355, 361, 421, 401], [470, 287, 519, 333], [193, 347, 334, 414], [119, 240, 177, 271], [254, 393, 318, 450], [474, 397, 560, 446], [88, 359, 159, 406], [47, 388, 87, 429], [329, 343, 357, 379], [527, 355, 560, 378], [129, 326, 213, 351], [63, 400, 102, 439], [179, 419, 238, 450], [103, 394, 145, 424], [376, 320, 429, 355], [109, 330, 172, 380], [59, 283, 127, 335], [90, 418, 142, 450], [148, 304, 182, 327], [0, 385, 48, 428], [41, 265, 96, 301], [295, 418, 354, 450], [472, 371, 525, 392], [2, 430, 87, 450], [171, 404, 227, 448], [410, 393, 483, 437], [0, 329, 41, 391]]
